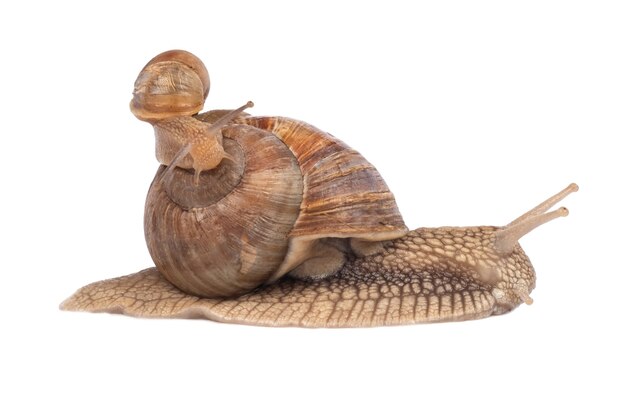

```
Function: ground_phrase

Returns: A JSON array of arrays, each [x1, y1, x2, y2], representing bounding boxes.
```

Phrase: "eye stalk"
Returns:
[[495, 183, 579, 254]]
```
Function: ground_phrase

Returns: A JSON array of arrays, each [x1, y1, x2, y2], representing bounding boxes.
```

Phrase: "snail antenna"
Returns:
[[514, 287, 534, 305], [205, 101, 254, 134], [160, 143, 192, 186], [160, 101, 253, 186], [495, 183, 578, 254]]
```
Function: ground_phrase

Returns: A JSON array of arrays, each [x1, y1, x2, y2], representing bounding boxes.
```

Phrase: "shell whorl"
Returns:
[[143, 50, 210, 99], [242, 116, 408, 278], [130, 50, 210, 122], [243, 117, 407, 240], [144, 124, 303, 298]]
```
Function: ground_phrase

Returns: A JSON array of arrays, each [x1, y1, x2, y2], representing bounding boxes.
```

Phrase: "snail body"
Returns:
[[61, 50, 577, 327]]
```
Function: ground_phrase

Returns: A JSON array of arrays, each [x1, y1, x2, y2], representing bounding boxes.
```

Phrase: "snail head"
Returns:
[[463, 183, 578, 312]]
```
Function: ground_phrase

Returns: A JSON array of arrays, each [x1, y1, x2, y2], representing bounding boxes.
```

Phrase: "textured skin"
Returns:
[[61, 227, 536, 327], [154, 117, 229, 171]]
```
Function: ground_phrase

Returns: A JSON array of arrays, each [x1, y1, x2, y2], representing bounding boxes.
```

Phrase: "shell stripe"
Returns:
[[243, 116, 408, 240]]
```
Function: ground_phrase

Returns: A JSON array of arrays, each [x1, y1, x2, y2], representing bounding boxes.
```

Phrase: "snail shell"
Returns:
[[146, 115, 408, 298], [130, 50, 209, 122]]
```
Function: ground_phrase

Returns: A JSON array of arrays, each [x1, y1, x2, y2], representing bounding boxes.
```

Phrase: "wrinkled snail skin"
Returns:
[[60, 50, 578, 327]]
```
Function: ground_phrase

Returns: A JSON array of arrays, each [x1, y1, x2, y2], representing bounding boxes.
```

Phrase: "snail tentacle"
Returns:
[[495, 184, 578, 254]]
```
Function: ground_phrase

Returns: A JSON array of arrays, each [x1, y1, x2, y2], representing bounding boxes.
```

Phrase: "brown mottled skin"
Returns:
[[61, 226, 535, 327]]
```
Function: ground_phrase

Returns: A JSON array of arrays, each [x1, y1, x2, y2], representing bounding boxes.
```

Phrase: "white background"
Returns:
[[1, 1, 624, 416]]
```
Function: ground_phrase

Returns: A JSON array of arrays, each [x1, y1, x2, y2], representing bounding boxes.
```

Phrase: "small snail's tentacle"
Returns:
[[205, 101, 254, 135], [194, 109, 252, 125], [160, 143, 192, 186], [495, 184, 578, 254]]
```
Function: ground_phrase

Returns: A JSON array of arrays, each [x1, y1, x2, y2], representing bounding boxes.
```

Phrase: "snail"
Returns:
[[61, 50, 578, 327]]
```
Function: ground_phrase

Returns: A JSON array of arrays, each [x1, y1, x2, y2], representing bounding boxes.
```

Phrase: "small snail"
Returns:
[[61, 50, 578, 327]]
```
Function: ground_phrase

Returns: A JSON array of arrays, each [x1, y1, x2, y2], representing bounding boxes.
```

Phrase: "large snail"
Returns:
[[61, 50, 577, 327]]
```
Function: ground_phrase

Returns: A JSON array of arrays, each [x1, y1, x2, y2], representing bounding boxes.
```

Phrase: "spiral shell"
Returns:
[[130, 50, 210, 122], [144, 112, 408, 297], [145, 124, 303, 298], [241, 116, 408, 279]]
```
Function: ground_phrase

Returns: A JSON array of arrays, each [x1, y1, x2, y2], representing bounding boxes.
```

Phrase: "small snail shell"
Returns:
[[61, 50, 578, 327], [130, 50, 209, 121]]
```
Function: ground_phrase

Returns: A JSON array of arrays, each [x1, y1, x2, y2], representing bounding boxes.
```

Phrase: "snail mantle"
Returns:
[[61, 50, 578, 328]]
